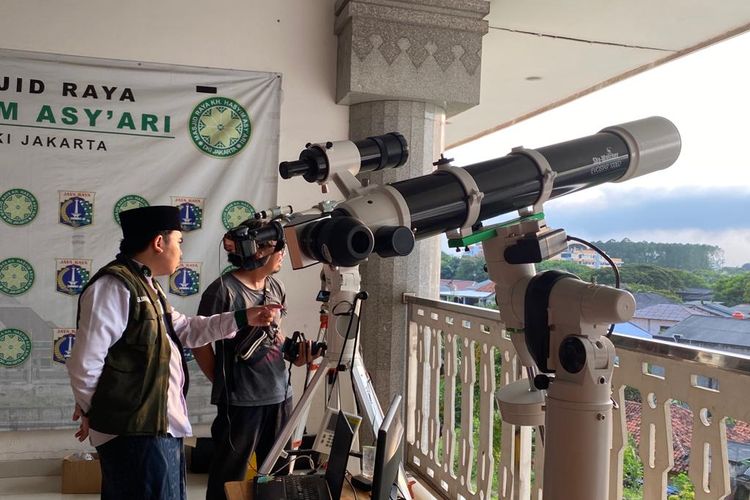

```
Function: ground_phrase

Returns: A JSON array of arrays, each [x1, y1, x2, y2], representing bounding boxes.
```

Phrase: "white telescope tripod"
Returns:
[[259, 263, 410, 497]]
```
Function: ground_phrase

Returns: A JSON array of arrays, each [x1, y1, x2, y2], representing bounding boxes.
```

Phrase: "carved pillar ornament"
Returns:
[[335, 0, 489, 115]]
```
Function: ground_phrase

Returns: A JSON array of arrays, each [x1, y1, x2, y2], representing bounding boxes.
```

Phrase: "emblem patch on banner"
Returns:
[[53, 329, 77, 364], [169, 262, 201, 296], [59, 191, 95, 228], [172, 196, 204, 232], [0, 188, 39, 226], [55, 259, 92, 295], [0, 257, 35, 296], [189, 97, 252, 158], [114, 194, 149, 224], [0, 328, 32, 367], [221, 200, 255, 229]]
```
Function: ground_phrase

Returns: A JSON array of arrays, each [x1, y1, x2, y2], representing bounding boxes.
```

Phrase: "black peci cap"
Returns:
[[120, 206, 182, 241]]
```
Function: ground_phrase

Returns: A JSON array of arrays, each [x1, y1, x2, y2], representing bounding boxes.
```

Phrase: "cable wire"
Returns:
[[344, 472, 360, 500], [270, 455, 317, 476]]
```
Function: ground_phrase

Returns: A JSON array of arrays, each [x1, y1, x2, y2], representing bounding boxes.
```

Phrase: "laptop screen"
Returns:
[[324, 411, 354, 499]]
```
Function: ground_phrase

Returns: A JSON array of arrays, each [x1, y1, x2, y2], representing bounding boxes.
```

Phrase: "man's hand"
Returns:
[[292, 340, 318, 367], [246, 304, 284, 326], [72, 404, 90, 442]]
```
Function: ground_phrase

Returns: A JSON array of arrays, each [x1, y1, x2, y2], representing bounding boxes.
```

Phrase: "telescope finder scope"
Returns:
[[279, 132, 409, 183]]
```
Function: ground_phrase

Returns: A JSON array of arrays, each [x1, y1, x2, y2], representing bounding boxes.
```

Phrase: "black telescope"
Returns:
[[283, 117, 682, 268]]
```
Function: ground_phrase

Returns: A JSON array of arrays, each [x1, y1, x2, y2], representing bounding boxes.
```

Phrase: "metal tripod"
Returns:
[[258, 263, 410, 497]]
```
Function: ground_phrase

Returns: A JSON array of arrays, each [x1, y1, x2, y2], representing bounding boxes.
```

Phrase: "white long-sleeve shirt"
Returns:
[[67, 273, 238, 446]]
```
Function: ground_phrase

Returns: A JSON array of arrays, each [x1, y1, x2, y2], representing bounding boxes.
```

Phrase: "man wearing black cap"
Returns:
[[67, 206, 280, 500]]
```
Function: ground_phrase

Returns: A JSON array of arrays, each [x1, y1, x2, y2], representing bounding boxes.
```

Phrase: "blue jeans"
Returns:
[[96, 435, 186, 500]]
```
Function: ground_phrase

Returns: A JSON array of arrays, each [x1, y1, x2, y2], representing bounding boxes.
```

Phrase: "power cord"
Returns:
[[345, 472, 360, 500], [270, 455, 316, 476]]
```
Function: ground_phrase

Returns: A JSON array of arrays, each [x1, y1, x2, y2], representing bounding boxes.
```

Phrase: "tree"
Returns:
[[441, 252, 460, 279], [536, 260, 594, 282], [592, 264, 708, 293], [712, 272, 750, 306], [593, 239, 724, 270], [454, 255, 489, 282]]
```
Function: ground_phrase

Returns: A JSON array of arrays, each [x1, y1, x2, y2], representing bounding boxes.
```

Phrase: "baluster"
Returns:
[[639, 392, 674, 500], [689, 408, 730, 500], [459, 336, 477, 491], [443, 331, 458, 479], [428, 324, 443, 465], [476, 341, 496, 499]]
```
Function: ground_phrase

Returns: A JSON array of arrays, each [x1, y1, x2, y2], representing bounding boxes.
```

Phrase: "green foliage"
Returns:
[[623, 284, 683, 302], [455, 255, 489, 282], [624, 386, 642, 402], [712, 272, 750, 306], [441, 252, 488, 282], [535, 260, 594, 281], [441, 252, 460, 279], [668, 472, 695, 499], [623, 436, 643, 490], [591, 264, 707, 293], [593, 239, 724, 270]]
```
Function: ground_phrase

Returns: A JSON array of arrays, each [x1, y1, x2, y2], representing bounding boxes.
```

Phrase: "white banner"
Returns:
[[0, 48, 281, 430]]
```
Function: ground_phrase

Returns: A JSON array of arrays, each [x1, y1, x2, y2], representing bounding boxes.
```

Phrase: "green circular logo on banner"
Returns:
[[0, 328, 32, 367], [0, 258, 35, 296], [189, 97, 251, 158], [114, 195, 149, 224], [221, 201, 255, 229], [0, 188, 38, 226]]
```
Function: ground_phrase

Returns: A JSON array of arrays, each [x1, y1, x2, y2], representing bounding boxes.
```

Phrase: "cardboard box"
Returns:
[[61, 452, 102, 494]]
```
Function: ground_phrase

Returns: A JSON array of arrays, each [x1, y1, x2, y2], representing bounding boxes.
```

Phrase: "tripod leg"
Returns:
[[258, 363, 328, 475], [351, 354, 384, 431]]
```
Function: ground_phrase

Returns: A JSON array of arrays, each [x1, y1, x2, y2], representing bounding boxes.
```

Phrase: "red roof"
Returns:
[[625, 400, 750, 473]]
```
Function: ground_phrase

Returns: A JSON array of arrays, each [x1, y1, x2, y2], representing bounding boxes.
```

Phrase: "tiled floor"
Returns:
[[0, 472, 210, 499]]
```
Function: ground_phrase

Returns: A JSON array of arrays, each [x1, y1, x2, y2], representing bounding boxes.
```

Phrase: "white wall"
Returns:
[[0, 0, 347, 462]]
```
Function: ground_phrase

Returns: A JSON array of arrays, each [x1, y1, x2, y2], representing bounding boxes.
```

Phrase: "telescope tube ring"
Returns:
[[510, 146, 558, 216], [438, 163, 485, 239]]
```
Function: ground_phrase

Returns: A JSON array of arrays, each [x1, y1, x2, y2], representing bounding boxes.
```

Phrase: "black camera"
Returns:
[[224, 219, 285, 270], [282, 331, 327, 362]]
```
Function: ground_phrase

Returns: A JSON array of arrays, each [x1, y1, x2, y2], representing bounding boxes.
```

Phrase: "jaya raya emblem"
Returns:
[[221, 201, 255, 230], [114, 195, 149, 224], [56, 261, 91, 295], [53, 333, 76, 364], [0, 188, 38, 226], [0, 328, 32, 367], [59, 194, 94, 228], [189, 97, 252, 158], [169, 265, 200, 297], [0, 257, 35, 296], [178, 202, 203, 232]]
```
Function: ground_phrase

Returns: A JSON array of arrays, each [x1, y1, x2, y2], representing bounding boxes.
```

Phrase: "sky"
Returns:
[[446, 32, 750, 267]]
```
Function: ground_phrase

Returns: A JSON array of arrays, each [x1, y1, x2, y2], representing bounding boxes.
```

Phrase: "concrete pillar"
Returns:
[[335, 0, 490, 405]]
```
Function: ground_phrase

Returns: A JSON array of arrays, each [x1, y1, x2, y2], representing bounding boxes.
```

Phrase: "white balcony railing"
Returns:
[[404, 295, 750, 500]]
